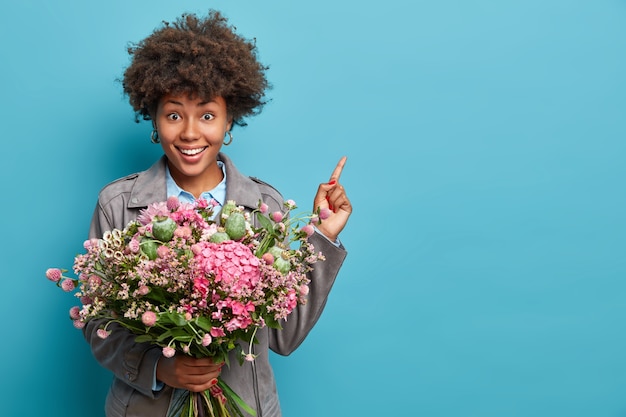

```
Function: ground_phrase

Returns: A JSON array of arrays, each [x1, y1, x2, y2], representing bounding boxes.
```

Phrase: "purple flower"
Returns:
[[46, 268, 62, 282]]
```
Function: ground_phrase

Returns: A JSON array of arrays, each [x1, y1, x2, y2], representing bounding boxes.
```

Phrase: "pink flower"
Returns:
[[128, 238, 140, 253], [202, 333, 212, 346], [193, 198, 206, 208], [162, 346, 176, 358], [46, 268, 62, 282], [137, 285, 150, 296], [243, 353, 256, 362], [299, 285, 310, 296], [210, 327, 226, 338], [69, 306, 81, 320], [166, 196, 180, 211], [174, 226, 192, 239], [156, 245, 170, 258], [262, 253, 274, 265], [259, 202, 269, 214], [61, 279, 75, 292], [310, 215, 320, 225], [73, 320, 85, 329], [142, 311, 157, 327], [271, 211, 283, 222], [183, 345, 190, 354], [301, 224, 315, 237], [97, 329, 111, 339], [319, 207, 331, 220], [137, 201, 169, 225], [285, 199, 297, 209]]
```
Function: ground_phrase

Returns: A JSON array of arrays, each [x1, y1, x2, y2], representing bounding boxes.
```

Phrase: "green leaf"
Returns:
[[255, 212, 273, 231], [134, 334, 156, 343], [195, 316, 213, 331]]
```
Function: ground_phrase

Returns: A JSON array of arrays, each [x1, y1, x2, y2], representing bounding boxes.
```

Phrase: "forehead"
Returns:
[[158, 94, 227, 109]]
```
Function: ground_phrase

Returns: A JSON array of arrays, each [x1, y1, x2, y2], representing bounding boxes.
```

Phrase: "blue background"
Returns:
[[1, 0, 625, 416]]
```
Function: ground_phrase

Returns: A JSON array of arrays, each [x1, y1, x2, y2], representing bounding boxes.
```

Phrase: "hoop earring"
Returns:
[[224, 131, 233, 146], [150, 129, 160, 144]]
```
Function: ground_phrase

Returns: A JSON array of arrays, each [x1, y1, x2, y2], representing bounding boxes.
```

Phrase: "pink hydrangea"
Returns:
[[210, 327, 226, 338], [46, 268, 62, 282], [194, 241, 261, 289]]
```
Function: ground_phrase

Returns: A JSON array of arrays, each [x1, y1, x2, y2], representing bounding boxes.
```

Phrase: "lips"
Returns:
[[178, 147, 207, 156]]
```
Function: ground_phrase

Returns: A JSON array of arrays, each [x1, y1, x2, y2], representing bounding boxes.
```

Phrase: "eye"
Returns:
[[166, 113, 180, 121], [202, 113, 215, 121]]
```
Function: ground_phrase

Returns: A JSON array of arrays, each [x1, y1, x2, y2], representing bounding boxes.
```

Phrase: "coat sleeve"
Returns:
[[83, 201, 164, 398], [268, 231, 347, 355]]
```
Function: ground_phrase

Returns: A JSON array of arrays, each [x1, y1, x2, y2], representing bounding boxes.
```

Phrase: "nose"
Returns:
[[181, 119, 200, 141]]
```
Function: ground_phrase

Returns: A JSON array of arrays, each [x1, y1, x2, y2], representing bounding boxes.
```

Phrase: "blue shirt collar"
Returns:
[[165, 161, 227, 209]]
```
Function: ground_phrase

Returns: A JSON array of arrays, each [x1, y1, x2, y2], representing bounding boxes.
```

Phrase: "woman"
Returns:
[[84, 9, 351, 417]]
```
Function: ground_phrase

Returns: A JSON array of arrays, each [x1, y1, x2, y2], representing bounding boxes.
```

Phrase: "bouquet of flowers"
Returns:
[[46, 196, 328, 417]]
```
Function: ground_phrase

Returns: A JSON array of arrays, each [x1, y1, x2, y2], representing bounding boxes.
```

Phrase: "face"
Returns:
[[155, 94, 232, 196]]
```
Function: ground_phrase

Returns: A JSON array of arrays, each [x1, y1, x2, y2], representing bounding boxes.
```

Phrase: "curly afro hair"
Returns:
[[123, 10, 270, 126]]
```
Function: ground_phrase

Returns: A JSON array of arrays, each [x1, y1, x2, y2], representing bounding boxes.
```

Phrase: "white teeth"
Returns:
[[179, 147, 206, 156]]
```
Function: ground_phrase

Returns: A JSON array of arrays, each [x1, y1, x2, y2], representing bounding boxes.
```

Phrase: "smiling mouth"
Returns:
[[178, 147, 207, 156]]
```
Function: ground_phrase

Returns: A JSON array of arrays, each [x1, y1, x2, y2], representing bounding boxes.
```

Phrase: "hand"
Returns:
[[313, 156, 352, 242], [156, 354, 223, 393]]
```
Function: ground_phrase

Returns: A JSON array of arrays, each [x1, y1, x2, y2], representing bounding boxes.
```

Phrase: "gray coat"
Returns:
[[85, 153, 347, 417]]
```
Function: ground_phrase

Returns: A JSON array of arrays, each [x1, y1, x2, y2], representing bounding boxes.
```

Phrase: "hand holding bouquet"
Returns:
[[46, 196, 328, 417]]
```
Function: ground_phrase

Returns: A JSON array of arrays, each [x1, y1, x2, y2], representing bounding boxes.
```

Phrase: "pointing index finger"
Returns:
[[329, 156, 347, 182]]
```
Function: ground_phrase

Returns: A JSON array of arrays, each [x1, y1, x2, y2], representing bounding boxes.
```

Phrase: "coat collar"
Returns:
[[127, 153, 263, 211]]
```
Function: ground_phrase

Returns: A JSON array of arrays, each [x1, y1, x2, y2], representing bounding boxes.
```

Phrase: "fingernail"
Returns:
[[210, 378, 218, 386], [328, 180, 336, 185]]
